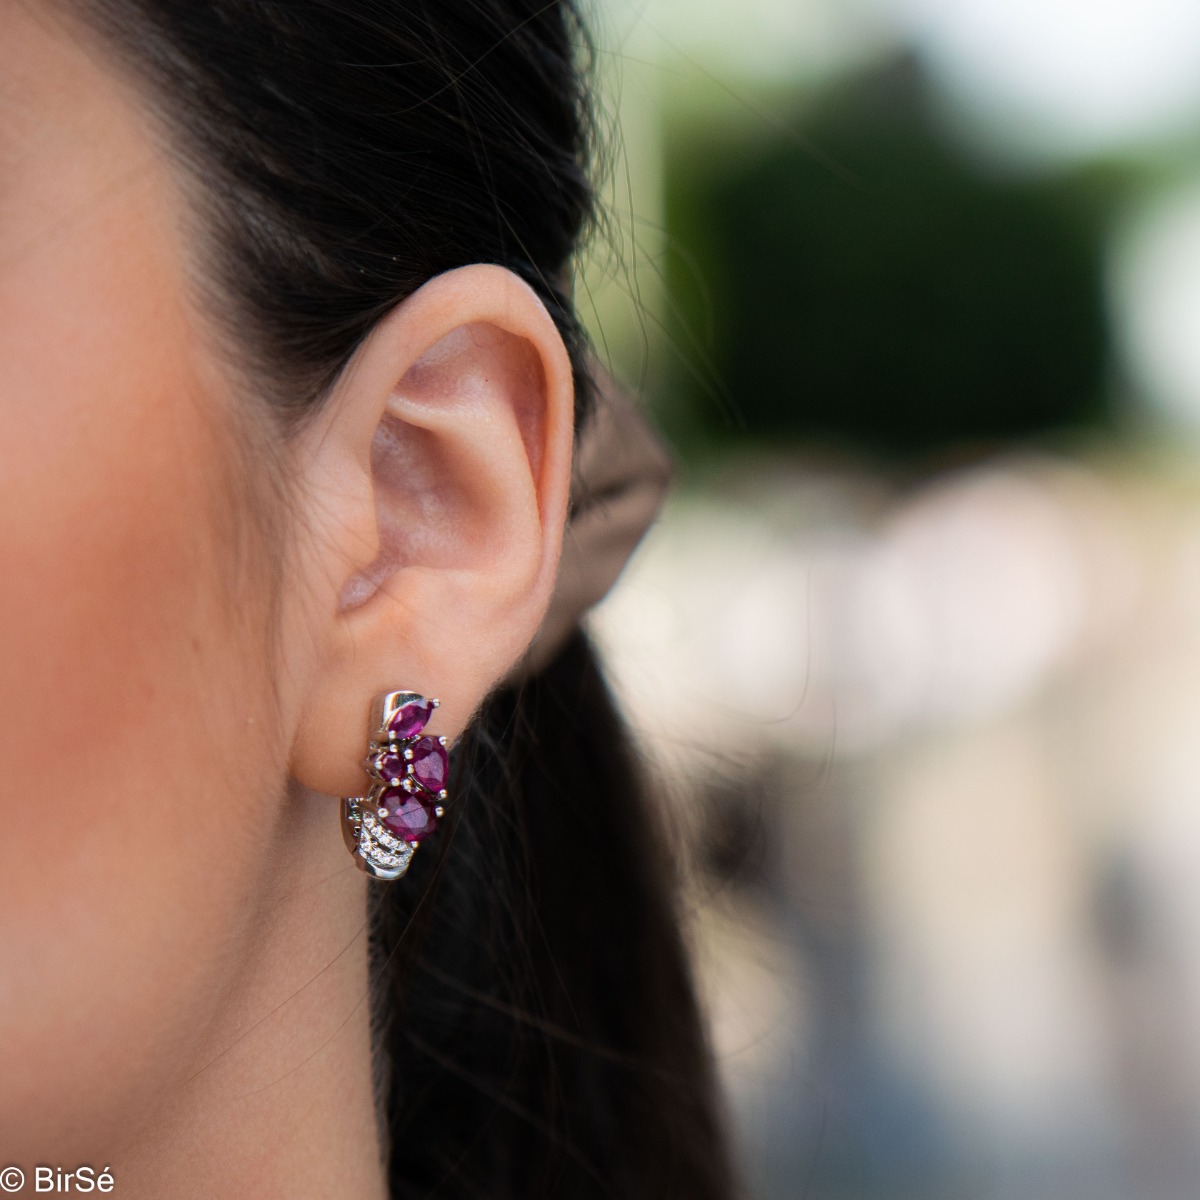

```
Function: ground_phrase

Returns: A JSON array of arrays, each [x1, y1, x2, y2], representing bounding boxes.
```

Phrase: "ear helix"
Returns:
[[340, 690, 450, 881]]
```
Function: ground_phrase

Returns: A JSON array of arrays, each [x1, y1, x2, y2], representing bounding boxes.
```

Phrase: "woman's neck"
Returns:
[[106, 784, 388, 1200]]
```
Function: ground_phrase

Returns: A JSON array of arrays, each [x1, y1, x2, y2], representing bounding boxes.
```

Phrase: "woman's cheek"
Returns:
[[0, 101, 288, 1154]]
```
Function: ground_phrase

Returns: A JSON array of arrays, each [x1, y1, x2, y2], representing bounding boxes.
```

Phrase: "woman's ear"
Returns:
[[284, 264, 575, 797]]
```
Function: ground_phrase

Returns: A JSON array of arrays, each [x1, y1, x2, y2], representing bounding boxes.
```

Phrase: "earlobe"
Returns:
[[286, 265, 575, 798]]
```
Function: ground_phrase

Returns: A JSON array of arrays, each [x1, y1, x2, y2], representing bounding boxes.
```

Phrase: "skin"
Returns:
[[0, 5, 574, 1196]]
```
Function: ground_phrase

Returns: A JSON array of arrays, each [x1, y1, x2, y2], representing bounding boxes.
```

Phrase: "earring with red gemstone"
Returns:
[[341, 690, 450, 881]]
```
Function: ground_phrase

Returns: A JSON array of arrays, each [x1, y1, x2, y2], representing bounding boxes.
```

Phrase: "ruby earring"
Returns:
[[341, 690, 450, 880]]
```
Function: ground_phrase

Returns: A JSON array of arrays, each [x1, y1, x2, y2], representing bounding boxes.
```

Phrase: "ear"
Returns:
[[284, 264, 575, 797]]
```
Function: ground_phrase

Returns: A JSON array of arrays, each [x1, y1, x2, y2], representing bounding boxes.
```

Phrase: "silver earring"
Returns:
[[341, 690, 449, 881]]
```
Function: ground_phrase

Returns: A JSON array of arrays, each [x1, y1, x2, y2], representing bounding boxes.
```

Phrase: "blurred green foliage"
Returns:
[[658, 57, 1125, 459]]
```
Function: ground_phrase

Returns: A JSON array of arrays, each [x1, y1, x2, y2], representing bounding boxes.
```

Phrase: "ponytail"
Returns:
[[373, 629, 736, 1197]]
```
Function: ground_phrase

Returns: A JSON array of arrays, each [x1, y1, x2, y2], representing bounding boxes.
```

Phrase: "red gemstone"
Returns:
[[378, 786, 438, 843], [409, 736, 448, 793], [371, 747, 405, 784], [387, 697, 434, 740]]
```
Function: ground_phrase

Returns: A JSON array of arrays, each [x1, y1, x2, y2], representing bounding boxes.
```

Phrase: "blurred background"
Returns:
[[577, 1, 1200, 1196]]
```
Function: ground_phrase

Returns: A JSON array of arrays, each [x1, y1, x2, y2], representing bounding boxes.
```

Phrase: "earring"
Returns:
[[341, 690, 450, 880]]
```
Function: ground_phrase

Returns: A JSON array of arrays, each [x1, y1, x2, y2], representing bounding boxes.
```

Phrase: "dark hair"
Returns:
[[72, 2, 736, 1196]]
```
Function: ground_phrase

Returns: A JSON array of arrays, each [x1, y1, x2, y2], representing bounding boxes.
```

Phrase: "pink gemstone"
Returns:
[[386, 697, 434, 740], [371, 747, 405, 784], [378, 786, 438, 843], [409, 736, 449, 793]]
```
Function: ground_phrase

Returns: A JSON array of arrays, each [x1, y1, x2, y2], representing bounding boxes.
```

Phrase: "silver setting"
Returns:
[[341, 797, 416, 880]]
